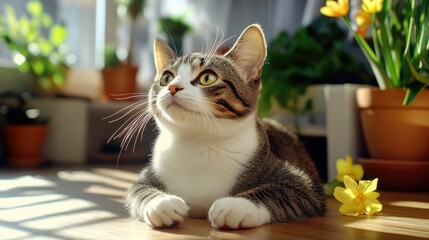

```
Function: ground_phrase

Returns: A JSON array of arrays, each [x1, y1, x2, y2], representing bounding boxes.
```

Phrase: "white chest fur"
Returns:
[[152, 125, 258, 218]]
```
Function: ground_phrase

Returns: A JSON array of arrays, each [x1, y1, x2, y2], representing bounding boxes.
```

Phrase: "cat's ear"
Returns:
[[154, 38, 177, 72], [224, 24, 267, 81]]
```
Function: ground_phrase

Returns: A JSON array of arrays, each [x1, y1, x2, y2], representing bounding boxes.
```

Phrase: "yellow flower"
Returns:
[[355, 10, 372, 36], [336, 155, 364, 182], [362, 0, 383, 14], [320, 0, 349, 18], [334, 175, 383, 215]]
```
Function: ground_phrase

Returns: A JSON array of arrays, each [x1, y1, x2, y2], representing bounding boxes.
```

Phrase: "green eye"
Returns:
[[199, 72, 218, 86], [160, 72, 174, 86]]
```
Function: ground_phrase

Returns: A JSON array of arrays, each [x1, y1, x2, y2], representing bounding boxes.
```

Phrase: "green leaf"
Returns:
[[404, 81, 427, 105], [38, 38, 53, 55], [5, 6, 17, 33], [52, 72, 64, 86], [405, 54, 429, 84], [19, 17, 30, 38], [49, 24, 67, 47], [323, 179, 344, 197], [17, 61, 29, 72], [42, 13, 52, 27], [32, 58, 45, 76], [27, 0, 43, 17]]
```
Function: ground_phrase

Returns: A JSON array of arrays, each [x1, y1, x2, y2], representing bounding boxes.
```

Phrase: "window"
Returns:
[[0, 0, 100, 68]]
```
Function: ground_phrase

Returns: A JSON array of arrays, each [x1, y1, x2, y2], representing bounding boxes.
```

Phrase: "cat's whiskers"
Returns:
[[208, 26, 221, 58], [110, 108, 147, 142], [104, 99, 149, 123], [104, 93, 157, 166], [205, 27, 235, 59], [109, 92, 149, 101], [130, 110, 153, 153], [195, 104, 212, 135], [199, 104, 222, 136]]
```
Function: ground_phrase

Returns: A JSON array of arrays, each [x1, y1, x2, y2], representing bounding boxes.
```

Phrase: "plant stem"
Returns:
[[343, 17, 391, 89], [377, 13, 400, 87]]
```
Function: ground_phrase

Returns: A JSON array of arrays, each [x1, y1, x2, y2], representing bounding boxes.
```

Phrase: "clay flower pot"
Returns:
[[101, 64, 138, 101], [4, 124, 48, 167], [357, 87, 429, 191], [357, 87, 429, 161]]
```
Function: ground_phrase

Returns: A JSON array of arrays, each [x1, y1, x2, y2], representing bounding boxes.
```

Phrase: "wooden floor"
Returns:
[[1, 165, 428, 240]]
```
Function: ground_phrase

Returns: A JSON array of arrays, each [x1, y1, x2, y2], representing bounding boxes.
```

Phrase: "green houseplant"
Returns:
[[101, 0, 145, 100], [0, 92, 48, 167], [159, 15, 193, 52], [259, 17, 370, 129], [0, 0, 70, 94]]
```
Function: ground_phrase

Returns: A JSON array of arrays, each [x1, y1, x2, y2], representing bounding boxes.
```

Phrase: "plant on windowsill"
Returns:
[[101, 0, 146, 101], [0, 92, 48, 167], [321, 0, 429, 188], [0, 0, 70, 96]]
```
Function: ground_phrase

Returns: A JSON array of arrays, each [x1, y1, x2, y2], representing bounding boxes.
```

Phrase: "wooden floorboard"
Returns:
[[0, 165, 428, 240]]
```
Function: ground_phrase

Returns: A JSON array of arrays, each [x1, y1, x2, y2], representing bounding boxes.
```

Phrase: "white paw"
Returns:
[[142, 195, 189, 228], [208, 197, 271, 229]]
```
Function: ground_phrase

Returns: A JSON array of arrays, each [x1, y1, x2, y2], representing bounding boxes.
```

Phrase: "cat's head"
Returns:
[[150, 24, 266, 133]]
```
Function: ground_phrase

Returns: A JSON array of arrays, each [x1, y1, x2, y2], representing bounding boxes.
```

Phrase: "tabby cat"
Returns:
[[125, 24, 325, 229]]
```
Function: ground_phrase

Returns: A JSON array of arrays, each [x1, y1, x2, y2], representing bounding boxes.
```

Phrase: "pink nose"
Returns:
[[169, 84, 184, 96]]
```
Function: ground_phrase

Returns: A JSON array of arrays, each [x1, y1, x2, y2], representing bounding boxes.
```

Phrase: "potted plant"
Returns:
[[0, 0, 70, 96], [101, 0, 145, 101], [0, 92, 48, 167], [259, 17, 371, 131], [321, 0, 429, 158], [159, 15, 193, 52], [321, 0, 429, 190]]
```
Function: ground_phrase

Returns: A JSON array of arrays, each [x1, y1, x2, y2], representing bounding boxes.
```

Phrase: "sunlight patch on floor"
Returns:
[[389, 201, 429, 210], [0, 168, 134, 240], [344, 215, 429, 238], [0, 225, 30, 240], [0, 175, 56, 191], [85, 184, 127, 197], [57, 169, 132, 190], [21, 209, 120, 231], [92, 167, 139, 182], [0, 197, 97, 222], [0, 193, 66, 209]]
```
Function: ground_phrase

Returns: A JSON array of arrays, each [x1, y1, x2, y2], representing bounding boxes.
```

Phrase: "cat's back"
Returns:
[[258, 118, 321, 182]]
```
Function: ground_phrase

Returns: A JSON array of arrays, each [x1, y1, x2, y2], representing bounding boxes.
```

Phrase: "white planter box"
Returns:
[[30, 98, 89, 164]]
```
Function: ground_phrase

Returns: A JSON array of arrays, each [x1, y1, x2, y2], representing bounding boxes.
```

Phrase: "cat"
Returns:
[[124, 24, 326, 229]]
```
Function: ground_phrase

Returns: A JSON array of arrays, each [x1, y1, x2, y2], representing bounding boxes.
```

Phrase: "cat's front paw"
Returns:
[[142, 195, 189, 228], [208, 197, 271, 230]]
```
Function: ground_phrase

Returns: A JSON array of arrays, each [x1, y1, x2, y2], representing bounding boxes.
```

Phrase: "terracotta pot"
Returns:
[[356, 87, 429, 161], [101, 65, 138, 101], [4, 124, 48, 167], [359, 158, 429, 191]]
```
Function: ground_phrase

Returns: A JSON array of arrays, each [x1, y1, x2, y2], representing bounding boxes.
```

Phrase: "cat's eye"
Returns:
[[199, 72, 218, 86], [160, 72, 174, 86]]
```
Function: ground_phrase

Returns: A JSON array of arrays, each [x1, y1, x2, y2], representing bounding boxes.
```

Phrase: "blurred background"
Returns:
[[0, 0, 375, 182]]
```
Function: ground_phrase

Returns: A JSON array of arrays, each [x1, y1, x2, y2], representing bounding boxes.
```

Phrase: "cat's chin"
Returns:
[[160, 102, 200, 124], [167, 102, 190, 112]]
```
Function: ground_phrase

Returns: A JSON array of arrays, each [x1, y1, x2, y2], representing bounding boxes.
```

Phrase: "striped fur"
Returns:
[[125, 24, 325, 229]]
